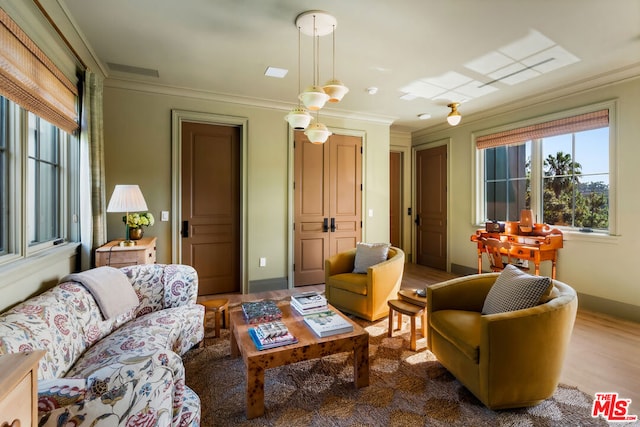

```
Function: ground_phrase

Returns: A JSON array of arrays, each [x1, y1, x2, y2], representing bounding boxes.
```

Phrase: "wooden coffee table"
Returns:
[[230, 302, 369, 419]]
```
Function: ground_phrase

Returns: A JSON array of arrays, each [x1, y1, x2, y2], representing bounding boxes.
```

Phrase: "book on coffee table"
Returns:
[[248, 320, 298, 350], [241, 300, 282, 324], [303, 309, 354, 337]]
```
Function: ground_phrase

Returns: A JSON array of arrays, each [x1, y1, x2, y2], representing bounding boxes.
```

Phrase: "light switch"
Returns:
[[161, 211, 169, 221]]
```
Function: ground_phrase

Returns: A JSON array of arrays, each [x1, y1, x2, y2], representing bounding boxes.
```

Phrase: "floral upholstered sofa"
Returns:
[[0, 263, 204, 426]]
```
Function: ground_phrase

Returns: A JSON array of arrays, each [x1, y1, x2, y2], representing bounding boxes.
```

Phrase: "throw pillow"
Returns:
[[482, 264, 553, 315], [352, 242, 391, 273]]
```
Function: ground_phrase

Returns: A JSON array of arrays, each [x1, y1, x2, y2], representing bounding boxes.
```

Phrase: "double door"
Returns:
[[293, 131, 362, 286]]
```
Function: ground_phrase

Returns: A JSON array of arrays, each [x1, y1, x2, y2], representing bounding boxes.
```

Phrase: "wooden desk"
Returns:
[[95, 237, 157, 268], [471, 225, 563, 278]]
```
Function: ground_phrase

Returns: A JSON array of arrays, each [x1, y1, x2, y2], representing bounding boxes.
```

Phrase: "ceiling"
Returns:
[[61, 0, 640, 132]]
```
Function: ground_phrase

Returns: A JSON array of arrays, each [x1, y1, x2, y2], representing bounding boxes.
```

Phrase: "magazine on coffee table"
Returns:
[[303, 309, 354, 337]]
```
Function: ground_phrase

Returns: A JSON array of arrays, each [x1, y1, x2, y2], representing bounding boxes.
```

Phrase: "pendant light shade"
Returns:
[[447, 103, 462, 126], [323, 79, 349, 103], [299, 85, 330, 111], [285, 106, 312, 129], [304, 122, 332, 144]]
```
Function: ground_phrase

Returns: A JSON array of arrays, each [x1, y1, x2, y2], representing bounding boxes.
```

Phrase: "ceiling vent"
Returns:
[[107, 62, 159, 78]]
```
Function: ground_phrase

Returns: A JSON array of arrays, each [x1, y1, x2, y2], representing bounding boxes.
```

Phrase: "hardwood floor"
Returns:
[[200, 263, 640, 416]]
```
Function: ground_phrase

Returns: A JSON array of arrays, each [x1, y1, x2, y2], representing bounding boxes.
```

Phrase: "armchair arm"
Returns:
[[325, 249, 357, 276], [479, 293, 578, 404], [427, 273, 499, 313]]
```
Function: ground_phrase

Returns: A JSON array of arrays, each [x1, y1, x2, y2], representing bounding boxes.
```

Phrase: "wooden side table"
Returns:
[[95, 236, 157, 268], [387, 299, 426, 351], [202, 298, 230, 341], [0, 350, 45, 427]]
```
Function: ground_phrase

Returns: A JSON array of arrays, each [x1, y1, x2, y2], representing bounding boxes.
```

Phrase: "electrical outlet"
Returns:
[[259, 257, 266, 267]]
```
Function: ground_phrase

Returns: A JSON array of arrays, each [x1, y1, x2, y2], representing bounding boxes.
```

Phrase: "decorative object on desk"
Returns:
[[126, 212, 155, 240], [303, 309, 354, 337], [519, 209, 534, 234], [106, 184, 148, 247], [241, 300, 282, 324], [485, 220, 505, 233]]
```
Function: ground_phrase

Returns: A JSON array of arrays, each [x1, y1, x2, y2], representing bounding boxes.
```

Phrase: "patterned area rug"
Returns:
[[184, 307, 608, 427]]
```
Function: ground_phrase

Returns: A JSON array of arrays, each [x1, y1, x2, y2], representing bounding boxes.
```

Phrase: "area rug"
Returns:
[[184, 308, 611, 427]]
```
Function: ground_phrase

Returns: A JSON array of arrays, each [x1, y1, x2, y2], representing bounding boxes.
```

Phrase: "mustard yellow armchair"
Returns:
[[325, 246, 405, 321], [427, 273, 577, 410]]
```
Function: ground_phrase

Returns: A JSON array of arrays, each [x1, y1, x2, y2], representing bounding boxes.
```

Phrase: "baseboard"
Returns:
[[450, 263, 478, 276], [577, 292, 640, 323], [248, 277, 288, 293]]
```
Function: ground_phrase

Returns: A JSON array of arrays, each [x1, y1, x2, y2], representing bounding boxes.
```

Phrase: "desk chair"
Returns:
[[482, 238, 528, 273]]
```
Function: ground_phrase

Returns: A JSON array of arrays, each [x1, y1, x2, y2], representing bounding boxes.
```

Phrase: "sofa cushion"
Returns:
[[353, 242, 390, 273], [327, 273, 368, 295], [429, 310, 481, 363], [482, 264, 553, 315]]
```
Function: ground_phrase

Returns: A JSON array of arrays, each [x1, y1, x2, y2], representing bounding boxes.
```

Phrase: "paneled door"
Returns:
[[415, 144, 447, 270], [181, 122, 240, 295], [294, 131, 362, 286]]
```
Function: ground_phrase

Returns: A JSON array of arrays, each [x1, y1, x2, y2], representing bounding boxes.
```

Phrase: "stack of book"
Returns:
[[241, 300, 283, 324], [303, 309, 354, 338], [248, 320, 298, 350], [290, 291, 328, 315]]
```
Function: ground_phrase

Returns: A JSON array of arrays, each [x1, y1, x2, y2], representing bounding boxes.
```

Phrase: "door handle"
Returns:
[[414, 214, 420, 226], [182, 220, 189, 238], [323, 218, 329, 232], [330, 218, 336, 232]]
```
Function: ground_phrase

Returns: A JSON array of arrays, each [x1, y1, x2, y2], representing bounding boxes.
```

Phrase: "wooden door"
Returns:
[[390, 151, 402, 248], [181, 122, 240, 295], [294, 131, 362, 286], [415, 144, 447, 270]]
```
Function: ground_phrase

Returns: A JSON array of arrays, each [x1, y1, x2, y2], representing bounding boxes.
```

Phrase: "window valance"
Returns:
[[476, 109, 609, 150], [0, 8, 78, 133]]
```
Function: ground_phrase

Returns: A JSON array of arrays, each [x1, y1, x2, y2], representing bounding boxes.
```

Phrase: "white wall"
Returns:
[[414, 76, 640, 318]]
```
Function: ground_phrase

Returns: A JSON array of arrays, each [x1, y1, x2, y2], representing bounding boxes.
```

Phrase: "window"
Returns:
[[476, 105, 612, 233], [0, 96, 78, 261]]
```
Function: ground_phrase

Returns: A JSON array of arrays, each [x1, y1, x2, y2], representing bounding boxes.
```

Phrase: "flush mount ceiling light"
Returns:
[[447, 103, 462, 126]]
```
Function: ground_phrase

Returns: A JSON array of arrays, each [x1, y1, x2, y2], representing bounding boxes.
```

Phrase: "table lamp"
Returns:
[[106, 184, 148, 246]]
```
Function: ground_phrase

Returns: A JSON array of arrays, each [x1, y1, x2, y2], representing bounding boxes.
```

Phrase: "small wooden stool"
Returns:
[[387, 299, 426, 351], [202, 298, 229, 339]]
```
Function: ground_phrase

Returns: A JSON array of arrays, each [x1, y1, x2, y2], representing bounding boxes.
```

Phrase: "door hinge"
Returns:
[[360, 183, 363, 191]]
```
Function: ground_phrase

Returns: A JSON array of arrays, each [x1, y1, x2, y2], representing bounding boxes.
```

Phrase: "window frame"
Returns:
[[472, 100, 617, 238], [0, 96, 79, 265]]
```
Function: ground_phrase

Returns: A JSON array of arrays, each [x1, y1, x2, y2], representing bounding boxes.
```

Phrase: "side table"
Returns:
[[0, 350, 45, 427], [95, 237, 157, 268]]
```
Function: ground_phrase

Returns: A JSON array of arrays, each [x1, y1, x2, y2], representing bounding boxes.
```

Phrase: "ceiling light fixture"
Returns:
[[285, 26, 312, 129], [323, 24, 348, 102], [447, 103, 462, 126], [286, 10, 347, 134]]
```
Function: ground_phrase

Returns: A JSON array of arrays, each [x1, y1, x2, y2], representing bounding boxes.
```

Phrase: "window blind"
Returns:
[[0, 8, 78, 134], [476, 109, 609, 150]]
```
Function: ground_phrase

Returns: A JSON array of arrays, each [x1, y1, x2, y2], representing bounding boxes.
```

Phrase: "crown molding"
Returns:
[[104, 78, 396, 126]]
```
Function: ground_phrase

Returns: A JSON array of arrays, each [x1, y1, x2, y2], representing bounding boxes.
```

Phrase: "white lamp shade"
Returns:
[[107, 185, 148, 212], [285, 107, 312, 130], [447, 113, 462, 126], [323, 79, 349, 103], [299, 85, 330, 111], [304, 122, 332, 144]]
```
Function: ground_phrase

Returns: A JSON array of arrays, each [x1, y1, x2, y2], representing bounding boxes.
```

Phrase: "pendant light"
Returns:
[[447, 103, 462, 126], [285, 26, 312, 129], [323, 24, 349, 103], [305, 112, 332, 144], [298, 13, 329, 111]]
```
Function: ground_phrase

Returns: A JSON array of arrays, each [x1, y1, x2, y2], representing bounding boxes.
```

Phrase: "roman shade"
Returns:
[[476, 109, 609, 150], [0, 8, 78, 133]]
